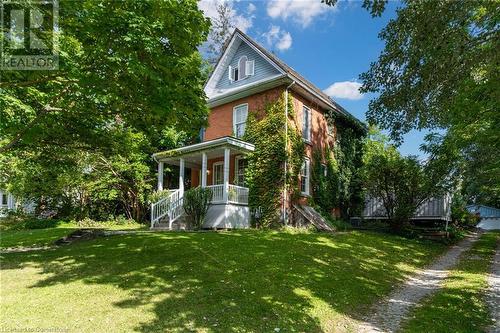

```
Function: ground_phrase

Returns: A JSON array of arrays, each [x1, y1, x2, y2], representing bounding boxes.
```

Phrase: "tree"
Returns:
[[324, 0, 499, 207], [361, 128, 449, 231], [202, 1, 236, 66], [0, 0, 211, 221]]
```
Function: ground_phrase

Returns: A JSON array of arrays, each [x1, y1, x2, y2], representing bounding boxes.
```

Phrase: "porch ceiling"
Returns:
[[153, 136, 254, 167]]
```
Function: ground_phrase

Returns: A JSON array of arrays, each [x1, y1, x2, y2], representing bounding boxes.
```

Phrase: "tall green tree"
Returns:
[[361, 128, 451, 231], [325, 0, 499, 206], [0, 0, 211, 220]]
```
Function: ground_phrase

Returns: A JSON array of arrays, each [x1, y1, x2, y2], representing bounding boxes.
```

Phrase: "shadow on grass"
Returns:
[[1, 230, 445, 332]]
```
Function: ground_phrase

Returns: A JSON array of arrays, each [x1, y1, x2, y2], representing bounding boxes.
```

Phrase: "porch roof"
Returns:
[[153, 136, 254, 165]]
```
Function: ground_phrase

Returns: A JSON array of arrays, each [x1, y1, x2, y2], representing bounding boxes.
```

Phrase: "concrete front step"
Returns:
[[151, 217, 187, 231]]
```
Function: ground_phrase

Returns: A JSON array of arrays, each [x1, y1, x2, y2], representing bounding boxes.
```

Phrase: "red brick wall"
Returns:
[[203, 86, 337, 213], [204, 87, 284, 141]]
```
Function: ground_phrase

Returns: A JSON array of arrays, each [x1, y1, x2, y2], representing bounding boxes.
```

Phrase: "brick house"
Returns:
[[151, 29, 363, 229]]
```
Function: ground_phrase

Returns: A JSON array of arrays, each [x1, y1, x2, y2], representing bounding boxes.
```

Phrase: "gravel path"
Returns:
[[487, 239, 500, 333], [356, 232, 481, 333]]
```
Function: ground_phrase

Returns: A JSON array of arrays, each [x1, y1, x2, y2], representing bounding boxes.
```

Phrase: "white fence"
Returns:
[[362, 194, 451, 221]]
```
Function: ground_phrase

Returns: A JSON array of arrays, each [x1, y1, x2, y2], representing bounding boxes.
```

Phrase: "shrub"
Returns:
[[7, 218, 61, 230], [183, 187, 212, 230], [148, 189, 172, 204]]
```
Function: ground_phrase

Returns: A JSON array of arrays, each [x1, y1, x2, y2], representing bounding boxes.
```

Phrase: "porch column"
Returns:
[[179, 158, 185, 196], [157, 161, 164, 191], [223, 148, 230, 202], [201, 152, 207, 188]]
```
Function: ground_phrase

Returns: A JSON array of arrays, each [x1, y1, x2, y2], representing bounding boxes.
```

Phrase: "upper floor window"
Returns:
[[302, 106, 311, 142], [233, 103, 248, 138], [198, 128, 205, 142], [229, 56, 254, 82], [301, 157, 310, 195]]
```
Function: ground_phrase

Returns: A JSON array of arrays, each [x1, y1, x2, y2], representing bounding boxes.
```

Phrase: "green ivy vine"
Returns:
[[311, 111, 366, 219], [243, 93, 304, 228]]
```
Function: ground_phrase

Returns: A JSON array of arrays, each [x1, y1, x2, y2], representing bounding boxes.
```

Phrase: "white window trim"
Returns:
[[213, 161, 224, 185], [302, 106, 311, 143], [321, 163, 327, 177], [234, 155, 246, 186], [238, 56, 247, 80], [233, 103, 248, 138], [301, 157, 310, 196], [245, 60, 254, 76]]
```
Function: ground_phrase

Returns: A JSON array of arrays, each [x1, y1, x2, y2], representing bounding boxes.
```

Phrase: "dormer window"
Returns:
[[229, 56, 254, 82]]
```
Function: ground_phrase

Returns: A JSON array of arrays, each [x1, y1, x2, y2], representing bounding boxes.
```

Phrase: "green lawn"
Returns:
[[1, 230, 446, 332], [402, 232, 499, 333], [0, 222, 146, 249], [0, 224, 77, 249]]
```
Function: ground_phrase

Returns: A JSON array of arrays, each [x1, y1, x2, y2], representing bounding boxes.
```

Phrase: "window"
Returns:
[[228, 57, 254, 82], [233, 103, 248, 138], [234, 156, 248, 186], [302, 106, 311, 142], [238, 56, 247, 78], [198, 128, 205, 142], [300, 158, 310, 195], [321, 163, 327, 177], [213, 162, 224, 185]]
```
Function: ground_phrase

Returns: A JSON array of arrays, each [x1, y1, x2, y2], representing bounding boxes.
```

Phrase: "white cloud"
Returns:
[[198, 0, 253, 33], [324, 81, 364, 100], [247, 3, 256, 14], [262, 25, 293, 51], [276, 32, 292, 51], [267, 0, 337, 28]]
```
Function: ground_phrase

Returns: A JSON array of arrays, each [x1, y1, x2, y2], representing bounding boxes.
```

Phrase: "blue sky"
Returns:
[[199, 0, 430, 156]]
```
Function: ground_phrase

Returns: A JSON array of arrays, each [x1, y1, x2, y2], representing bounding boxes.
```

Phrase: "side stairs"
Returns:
[[292, 204, 335, 232], [152, 214, 188, 231]]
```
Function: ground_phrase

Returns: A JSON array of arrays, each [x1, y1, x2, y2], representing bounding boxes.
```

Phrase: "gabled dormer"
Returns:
[[205, 29, 286, 107]]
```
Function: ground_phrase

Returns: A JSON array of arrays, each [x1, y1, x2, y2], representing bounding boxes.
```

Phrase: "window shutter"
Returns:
[[246, 60, 254, 76], [228, 65, 233, 81]]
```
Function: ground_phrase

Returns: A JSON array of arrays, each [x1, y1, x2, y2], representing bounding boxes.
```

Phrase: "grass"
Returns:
[[0, 221, 145, 249], [402, 232, 499, 333], [0, 229, 446, 332]]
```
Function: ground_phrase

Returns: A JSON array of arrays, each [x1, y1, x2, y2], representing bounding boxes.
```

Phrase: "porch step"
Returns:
[[151, 215, 188, 231], [292, 205, 335, 232]]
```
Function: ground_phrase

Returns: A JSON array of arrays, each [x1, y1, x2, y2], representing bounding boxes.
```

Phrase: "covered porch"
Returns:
[[151, 136, 255, 229]]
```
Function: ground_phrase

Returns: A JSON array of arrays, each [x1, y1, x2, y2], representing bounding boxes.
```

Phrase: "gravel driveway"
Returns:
[[356, 232, 481, 333], [487, 240, 500, 333]]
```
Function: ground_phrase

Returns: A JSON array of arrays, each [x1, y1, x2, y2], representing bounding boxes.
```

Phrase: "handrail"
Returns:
[[150, 189, 181, 228]]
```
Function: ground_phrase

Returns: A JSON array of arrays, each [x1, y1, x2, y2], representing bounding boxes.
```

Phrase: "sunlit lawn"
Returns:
[[1, 230, 446, 332], [402, 232, 499, 333], [0, 222, 145, 249]]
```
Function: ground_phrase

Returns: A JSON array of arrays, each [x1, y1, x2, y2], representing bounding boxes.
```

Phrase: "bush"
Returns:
[[451, 194, 480, 228], [183, 187, 212, 230], [148, 189, 172, 204], [76, 216, 139, 228], [6, 218, 60, 230]]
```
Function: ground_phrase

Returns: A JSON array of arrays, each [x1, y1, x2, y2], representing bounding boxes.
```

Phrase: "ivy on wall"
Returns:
[[243, 94, 304, 228], [312, 112, 366, 219]]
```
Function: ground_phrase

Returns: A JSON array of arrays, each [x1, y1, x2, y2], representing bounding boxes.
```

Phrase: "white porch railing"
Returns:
[[206, 184, 224, 203], [206, 184, 248, 205], [228, 184, 249, 204], [151, 184, 249, 229], [150, 189, 183, 228]]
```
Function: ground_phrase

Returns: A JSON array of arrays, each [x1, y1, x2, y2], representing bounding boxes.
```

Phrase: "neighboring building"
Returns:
[[0, 190, 16, 217], [151, 29, 363, 229], [362, 195, 452, 222], [467, 205, 500, 230]]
